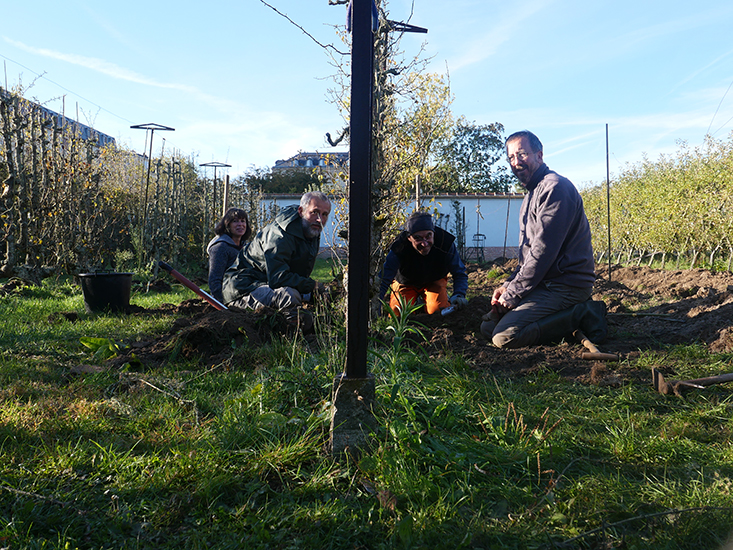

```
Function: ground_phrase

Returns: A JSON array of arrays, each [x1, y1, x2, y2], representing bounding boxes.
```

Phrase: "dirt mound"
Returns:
[[109, 300, 289, 370], [592, 264, 733, 353], [406, 262, 733, 385], [100, 264, 733, 389]]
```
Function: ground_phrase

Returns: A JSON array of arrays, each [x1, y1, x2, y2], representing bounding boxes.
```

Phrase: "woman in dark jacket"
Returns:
[[207, 208, 252, 302]]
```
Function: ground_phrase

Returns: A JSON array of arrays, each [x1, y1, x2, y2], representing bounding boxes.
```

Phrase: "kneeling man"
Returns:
[[482, 130, 606, 347], [379, 211, 468, 315]]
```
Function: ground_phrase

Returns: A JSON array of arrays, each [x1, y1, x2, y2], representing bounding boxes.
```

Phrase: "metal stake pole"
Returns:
[[345, 0, 374, 380], [330, 0, 375, 457], [606, 124, 612, 282], [131, 123, 174, 269]]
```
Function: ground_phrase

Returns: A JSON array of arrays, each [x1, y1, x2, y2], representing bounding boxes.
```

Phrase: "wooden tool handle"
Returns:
[[575, 330, 619, 361], [159, 260, 228, 311], [582, 351, 620, 361], [574, 330, 598, 353]]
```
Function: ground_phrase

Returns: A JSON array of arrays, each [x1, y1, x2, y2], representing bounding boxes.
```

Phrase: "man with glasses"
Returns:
[[379, 211, 468, 315], [481, 130, 606, 348]]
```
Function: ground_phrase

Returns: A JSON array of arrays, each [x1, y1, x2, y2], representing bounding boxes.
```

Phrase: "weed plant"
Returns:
[[1, 279, 733, 548]]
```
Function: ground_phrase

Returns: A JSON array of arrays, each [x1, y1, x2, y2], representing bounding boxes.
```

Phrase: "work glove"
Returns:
[[449, 295, 468, 309]]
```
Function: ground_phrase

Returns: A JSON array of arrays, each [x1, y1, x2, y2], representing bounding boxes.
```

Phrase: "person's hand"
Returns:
[[490, 286, 511, 317], [449, 295, 468, 309], [491, 286, 506, 306]]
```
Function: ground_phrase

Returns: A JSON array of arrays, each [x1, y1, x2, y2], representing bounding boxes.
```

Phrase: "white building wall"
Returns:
[[258, 193, 524, 260]]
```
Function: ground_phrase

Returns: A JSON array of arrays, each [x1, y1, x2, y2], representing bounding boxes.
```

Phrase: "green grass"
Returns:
[[1, 277, 733, 548], [310, 257, 342, 284]]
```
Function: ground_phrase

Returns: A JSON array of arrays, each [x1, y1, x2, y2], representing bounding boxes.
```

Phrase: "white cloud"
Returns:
[[443, 0, 553, 72], [3, 37, 247, 114]]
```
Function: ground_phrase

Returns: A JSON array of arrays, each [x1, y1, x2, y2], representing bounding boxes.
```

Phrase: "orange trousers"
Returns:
[[388, 277, 449, 315]]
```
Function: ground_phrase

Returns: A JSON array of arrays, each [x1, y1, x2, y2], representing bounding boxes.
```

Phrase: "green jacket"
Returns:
[[221, 205, 319, 303]]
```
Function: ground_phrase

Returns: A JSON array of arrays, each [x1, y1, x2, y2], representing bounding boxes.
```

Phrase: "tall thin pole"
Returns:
[[606, 124, 612, 282], [503, 197, 511, 261], [131, 123, 175, 269], [345, 0, 374, 379], [223, 174, 230, 216], [415, 173, 420, 211]]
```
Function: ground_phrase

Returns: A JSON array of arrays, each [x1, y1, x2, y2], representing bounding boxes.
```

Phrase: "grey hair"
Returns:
[[505, 130, 543, 153], [300, 191, 329, 208]]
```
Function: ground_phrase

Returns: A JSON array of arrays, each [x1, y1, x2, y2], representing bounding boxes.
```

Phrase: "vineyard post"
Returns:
[[503, 197, 511, 262], [131, 123, 174, 271], [199, 161, 231, 227], [606, 123, 612, 282], [330, 0, 377, 457], [223, 174, 230, 216]]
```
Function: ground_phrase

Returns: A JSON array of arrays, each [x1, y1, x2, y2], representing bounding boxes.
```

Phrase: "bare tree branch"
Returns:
[[258, 1, 349, 56]]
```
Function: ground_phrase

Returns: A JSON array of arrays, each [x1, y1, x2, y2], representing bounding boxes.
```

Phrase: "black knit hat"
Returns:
[[405, 212, 434, 235]]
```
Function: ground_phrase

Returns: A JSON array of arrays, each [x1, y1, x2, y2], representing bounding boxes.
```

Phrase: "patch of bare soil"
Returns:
[[107, 300, 291, 370], [98, 263, 733, 391], [413, 261, 733, 386]]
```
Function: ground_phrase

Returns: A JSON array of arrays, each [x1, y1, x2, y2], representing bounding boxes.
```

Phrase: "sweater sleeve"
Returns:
[[446, 243, 468, 297], [208, 243, 233, 303], [503, 181, 579, 307]]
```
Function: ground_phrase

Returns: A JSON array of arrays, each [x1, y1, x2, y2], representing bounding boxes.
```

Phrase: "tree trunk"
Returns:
[[0, 93, 19, 275]]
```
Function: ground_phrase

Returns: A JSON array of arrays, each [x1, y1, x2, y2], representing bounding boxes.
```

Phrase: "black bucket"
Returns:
[[79, 272, 133, 313]]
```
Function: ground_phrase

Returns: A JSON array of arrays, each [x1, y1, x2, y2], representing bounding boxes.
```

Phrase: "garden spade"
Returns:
[[158, 260, 228, 311], [652, 367, 733, 397]]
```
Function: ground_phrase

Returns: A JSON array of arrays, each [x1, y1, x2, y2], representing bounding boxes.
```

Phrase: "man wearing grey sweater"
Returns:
[[481, 130, 606, 348]]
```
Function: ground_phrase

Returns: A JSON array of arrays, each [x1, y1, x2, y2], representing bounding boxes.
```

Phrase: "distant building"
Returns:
[[0, 87, 116, 149], [272, 151, 348, 186]]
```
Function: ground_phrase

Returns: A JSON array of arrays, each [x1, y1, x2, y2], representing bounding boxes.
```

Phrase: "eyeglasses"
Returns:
[[409, 234, 433, 243], [507, 151, 531, 163]]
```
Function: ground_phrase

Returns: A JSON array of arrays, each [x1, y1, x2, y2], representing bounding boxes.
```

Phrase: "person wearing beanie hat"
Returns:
[[379, 211, 468, 315]]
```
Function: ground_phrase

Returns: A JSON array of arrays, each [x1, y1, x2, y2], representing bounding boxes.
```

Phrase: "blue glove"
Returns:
[[449, 295, 468, 309]]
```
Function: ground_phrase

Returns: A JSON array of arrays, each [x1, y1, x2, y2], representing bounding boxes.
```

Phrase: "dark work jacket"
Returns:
[[221, 205, 318, 304], [379, 226, 468, 299]]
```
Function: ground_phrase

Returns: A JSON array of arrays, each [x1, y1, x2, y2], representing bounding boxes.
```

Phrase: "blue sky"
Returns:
[[3, 0, 733, 187]]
